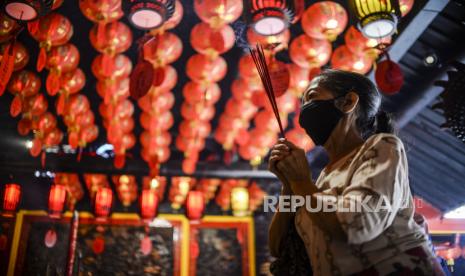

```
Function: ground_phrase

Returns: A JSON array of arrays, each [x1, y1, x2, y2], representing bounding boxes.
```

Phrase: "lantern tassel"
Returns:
[[37, 47, 47, 72], [0, 42, 16, 96], [46, 71, 61, 96], [10, 95, 22, 117]]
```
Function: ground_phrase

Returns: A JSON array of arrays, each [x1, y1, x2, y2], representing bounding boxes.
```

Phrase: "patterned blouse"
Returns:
[[295, 133, 440, 276]]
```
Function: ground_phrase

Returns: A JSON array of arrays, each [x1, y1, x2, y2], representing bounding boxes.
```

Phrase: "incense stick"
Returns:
[[249, 44, 286, 138]]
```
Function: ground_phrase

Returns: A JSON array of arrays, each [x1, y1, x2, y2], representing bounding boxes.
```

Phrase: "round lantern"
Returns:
[[231, 187, 249, 217], [186, 54, 227, 83], [375, 58, 404, 95], [124, 0, 175, 30], [331, 45, 373, 75], [186, 191, 205, 220], [92, 54, 132, 81], [94, 187, 113, 218], [48, 184, 66, 218], [249, 0, 302, 36], [183, 81, 221, 105], [247, 28, 290, 53], [301, 1, 348, 41], [8, 70, 41, 97], [190, 22, 235, 56], [2, 183, 21, 215], [268, 59, 290, 97], [0, 13, 20, 44], [0, 41, 29, 72], [79, 0, 123, 24], [45, 43, 80, 94], [345, 26, 391, 58], [349, 0, 400, 39], [143, 32, 182, 67], [180, 103, 215, 121], [193, 0, 243, 28], [289, 34, 331, 68], [89, 21, 132, 56]]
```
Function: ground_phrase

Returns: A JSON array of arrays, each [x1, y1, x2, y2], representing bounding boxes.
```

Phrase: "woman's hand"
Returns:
[[271, 139, 315, 196], [269, 140, 293, 193]]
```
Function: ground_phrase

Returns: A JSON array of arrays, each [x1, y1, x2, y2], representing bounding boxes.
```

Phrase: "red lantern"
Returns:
[[186, 54, 227, 83], [28, 13, 73, 72], [0, 41, 29, 72], [97, 78, 130, 104], [301, 1, 348, 41], [45, 43, 80, 94], [375, 58, 404, 95], [92, 54, 133, 81], [2, 184, 21, 214], [193, 0, 243, 28], [179, 120, 211, 138], [48, 184, 66, 218], [400, 0, 414, 17], [268, 59, 290, 97], [79, 0, 123, 24], [289, 34, 331, 68], [138, 91, 175, 113], [0, 13, 20, 44], [345, 26, 391, 58], [183, 81, 221, 105], [140, 111, 174, 131], [94, 187, 112, 218], [190, 22, 235, 56], [181, 102, 215, 121], [224, 98, 257, 120], [140, 189, 159, 220], [247, 28, 290, 53], [175, 136, 205, 152], [186, 191, 205, 220], [89, 21, 132, 56], [249, 0, 303, 36], [8, 70, 41, 97], [140, 131, 171, 148], [143, 32, 182, 68], [331, 45, 373, 75], [158, 0, 183, 31], [124, 0, 176, 30]]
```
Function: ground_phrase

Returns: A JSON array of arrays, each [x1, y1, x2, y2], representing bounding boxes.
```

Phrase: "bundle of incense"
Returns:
[[249, 44, 286, 138]]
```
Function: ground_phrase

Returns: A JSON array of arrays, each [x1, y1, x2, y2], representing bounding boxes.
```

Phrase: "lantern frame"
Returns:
[[349, 0, 401, 39], [3, 0, 53, 21], [249, 0, 302, 36], [125, 0, 175, 30]]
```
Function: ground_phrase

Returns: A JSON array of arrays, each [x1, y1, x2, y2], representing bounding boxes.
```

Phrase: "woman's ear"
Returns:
[[341, 92, 359, 113]]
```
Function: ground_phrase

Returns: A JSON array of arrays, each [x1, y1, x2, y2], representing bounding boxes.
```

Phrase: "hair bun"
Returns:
[[375, 110, 395, 134]]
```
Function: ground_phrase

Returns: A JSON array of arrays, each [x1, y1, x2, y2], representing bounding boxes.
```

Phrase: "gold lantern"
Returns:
[[231, 187, 249, 217], [349, 0, 401, 39]]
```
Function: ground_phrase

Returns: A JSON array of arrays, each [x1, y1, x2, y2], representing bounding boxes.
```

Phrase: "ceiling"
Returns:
[[0, 0, 464, 213]]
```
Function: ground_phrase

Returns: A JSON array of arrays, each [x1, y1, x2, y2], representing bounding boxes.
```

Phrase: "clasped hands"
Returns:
[[268, 138, 315, 197]]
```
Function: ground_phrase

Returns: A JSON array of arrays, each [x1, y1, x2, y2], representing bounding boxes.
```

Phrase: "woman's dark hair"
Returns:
[[315, 69, 395, 139]]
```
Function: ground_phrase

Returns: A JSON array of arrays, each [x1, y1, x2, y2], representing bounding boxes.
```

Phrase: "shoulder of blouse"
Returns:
[[364, 133, 405, 153]]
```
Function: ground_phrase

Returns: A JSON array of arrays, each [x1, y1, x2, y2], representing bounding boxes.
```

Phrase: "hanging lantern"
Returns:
[[186, 54, 227, 83], [79, 0, 123, 24], [186, 191, 205, 220], [3, 0, 62, 21], [0, 41, 29, 72], [331, 45, 373, 75], [124, 0, 175, 30], [247, 28, 290, 54], [143, 32, 183, 68], [140, 189, 159, 220], [399, 0, 414, 17], [0, 13, 20, 44], [249, 0, 304, 36], [375, 58, 404, 95], [48, 184, 66, 218], [231, 187, 249, 217], [289, 34, 331, 68], [193, 0, 243, 29], [94, 187, 112, 218], [301, 1, 348, 41], [2, 183, 21, 215], [344, 26, 391, 58], [190, 22, 235, 57], [349, 0, 400, 39]]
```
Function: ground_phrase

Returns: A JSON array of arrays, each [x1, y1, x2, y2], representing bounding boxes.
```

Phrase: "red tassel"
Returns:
[[37, 47, 47, 72], [41, 151, 46, 168], [10, 95, 22, 117], [46, 71, 61, 96], [0, 43, 15, 96], [57, 93, 66, 115], [68, 132, 79, 149], [114, 154, 125, 169]]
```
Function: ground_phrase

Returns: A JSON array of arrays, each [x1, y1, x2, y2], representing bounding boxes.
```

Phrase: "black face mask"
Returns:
[[298, 99, 344, 146]]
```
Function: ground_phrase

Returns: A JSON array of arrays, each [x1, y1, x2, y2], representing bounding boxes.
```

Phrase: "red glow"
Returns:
[[94, 187, 113, 217], [48, 185, 67, 218], [141, 189, 159, 220], [3, 184, 21, 214], [186, 191, 204, 220]]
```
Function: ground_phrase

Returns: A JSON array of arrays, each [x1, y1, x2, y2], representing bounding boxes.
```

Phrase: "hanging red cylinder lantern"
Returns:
[[375, 58, 404, 95], [289, 34, 331, 68], [267, 59, 290, 97], [331, 45, 373, 75], [186, 54, 227, 83], [94, 187, 112, 218], [140, 189, 159, 220], [301, 1, 348, 41], [186, 191, 205, 220], [193, 0, 243, 28], [182, 81, 221, 105], [190, 22, 235, 56], [48, 184, 66, 218], [2, 183, 21, 214]]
